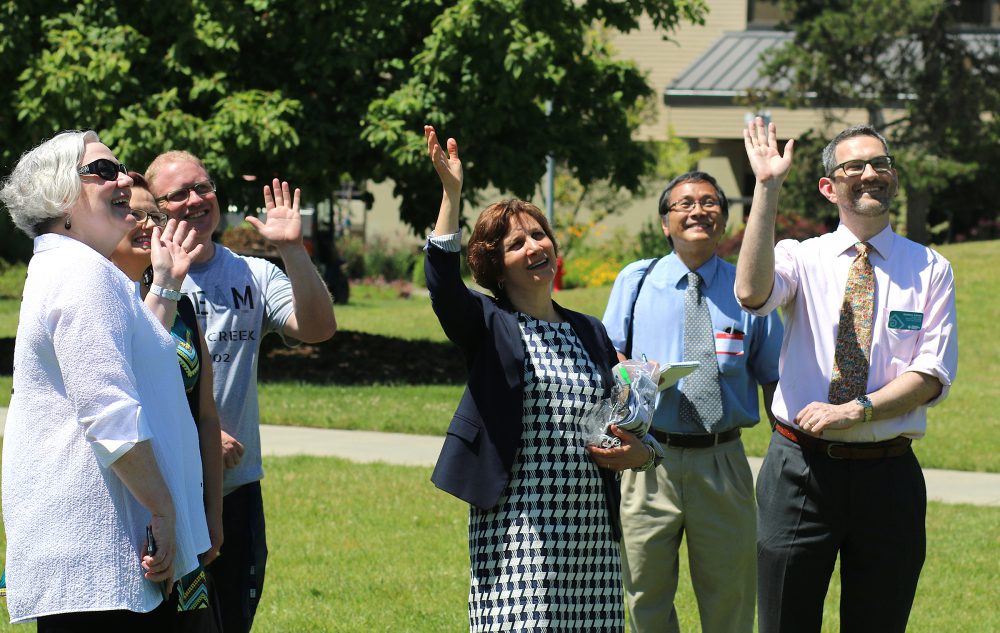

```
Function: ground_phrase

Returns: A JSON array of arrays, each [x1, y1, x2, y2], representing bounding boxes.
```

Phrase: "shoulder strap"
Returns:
[[624, 257, 660, 360]]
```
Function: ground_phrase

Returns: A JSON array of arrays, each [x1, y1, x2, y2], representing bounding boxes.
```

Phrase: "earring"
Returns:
[[498, 279, 505, 291], [64, 216, 71, 230]]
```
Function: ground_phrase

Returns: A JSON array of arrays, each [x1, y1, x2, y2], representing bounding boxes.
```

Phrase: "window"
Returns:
[[748, 0, 784, 28], [946, 0, 999, 27]]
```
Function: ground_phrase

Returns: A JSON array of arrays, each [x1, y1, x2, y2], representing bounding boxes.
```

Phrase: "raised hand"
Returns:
[[149, 218, 203, 290], [425, 125, 462, 198], [246, 178, 303, 248], [743, 117, 794, 186]]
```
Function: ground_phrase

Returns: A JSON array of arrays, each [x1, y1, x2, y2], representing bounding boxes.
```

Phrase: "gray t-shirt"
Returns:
[[181, 244, 296, 494]]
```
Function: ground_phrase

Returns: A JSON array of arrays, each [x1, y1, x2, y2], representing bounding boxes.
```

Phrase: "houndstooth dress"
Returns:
[[467, 315, 624, 632]]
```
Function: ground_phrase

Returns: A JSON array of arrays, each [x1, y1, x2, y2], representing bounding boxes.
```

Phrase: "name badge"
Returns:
[[715, 331, 745, 356], [888, 310, 923, 330]]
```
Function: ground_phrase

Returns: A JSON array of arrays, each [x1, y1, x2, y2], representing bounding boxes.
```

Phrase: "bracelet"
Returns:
[[632, 444, 657, 473], [148, 284, 183, 301]]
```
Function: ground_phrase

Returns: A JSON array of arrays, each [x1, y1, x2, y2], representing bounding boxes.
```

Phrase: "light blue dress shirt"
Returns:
[[603, 253, 783, 434]]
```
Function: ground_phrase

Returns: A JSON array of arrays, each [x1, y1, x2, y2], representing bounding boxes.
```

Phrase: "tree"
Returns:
[[749, 0, 1000, 243], [0, 0, 708, 260], [552, 127, 708, 257]]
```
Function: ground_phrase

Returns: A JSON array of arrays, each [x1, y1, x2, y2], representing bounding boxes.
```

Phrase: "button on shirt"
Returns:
[[604, 253, 783, 434], [739, 224, 958, 442]]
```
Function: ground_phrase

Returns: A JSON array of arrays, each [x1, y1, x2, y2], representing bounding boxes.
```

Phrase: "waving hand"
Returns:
[[744, 117, 794, 186]]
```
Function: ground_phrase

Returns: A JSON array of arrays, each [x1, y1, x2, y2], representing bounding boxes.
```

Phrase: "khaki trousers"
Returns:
[[620, 438, 756, 633]]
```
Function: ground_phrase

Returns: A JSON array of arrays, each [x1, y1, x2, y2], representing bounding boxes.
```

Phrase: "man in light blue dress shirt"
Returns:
[[603, 171, 783, 633]]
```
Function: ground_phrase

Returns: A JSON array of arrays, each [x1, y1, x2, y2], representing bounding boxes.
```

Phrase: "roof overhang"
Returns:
[[664, 29, 1000, 107]]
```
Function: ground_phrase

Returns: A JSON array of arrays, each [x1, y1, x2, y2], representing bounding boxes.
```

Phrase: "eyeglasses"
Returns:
[[828, 155, 894, 177], [78, 159, 127, 181], [666, 197, 722, 214], [131, 208, 169, 227], [155, 180, 216, 204]]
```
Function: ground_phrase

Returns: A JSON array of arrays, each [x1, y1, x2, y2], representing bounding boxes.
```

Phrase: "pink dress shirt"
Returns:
[[740, 224, 958, 442]]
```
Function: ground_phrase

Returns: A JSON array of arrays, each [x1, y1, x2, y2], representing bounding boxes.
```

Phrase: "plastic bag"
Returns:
[[582, 360, 661, 448]]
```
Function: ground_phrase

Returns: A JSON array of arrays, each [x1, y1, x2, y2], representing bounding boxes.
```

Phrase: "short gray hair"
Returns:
[[822, 124, 890, 175], [0, 130, 100, 237]]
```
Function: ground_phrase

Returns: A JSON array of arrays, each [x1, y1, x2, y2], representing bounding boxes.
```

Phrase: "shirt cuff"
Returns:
[[902, 356, 954, 407], [425, 230, 462, 253], [737, 276, 785, 316], [84, 404, 154, 468]]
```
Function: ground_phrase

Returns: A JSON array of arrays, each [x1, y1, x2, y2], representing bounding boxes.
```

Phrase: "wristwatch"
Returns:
[[148, 283, 183, 301], [855, 395, 874, 424]]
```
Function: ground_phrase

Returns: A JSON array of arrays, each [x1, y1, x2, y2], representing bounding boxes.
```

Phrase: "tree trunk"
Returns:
[[904, 184, 930, 244]]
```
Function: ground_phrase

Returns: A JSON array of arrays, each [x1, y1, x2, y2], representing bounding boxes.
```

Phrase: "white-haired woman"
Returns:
[[0, 131, 210, 631]]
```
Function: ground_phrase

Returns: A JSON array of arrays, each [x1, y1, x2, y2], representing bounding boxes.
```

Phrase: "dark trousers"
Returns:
[[756, 430, 926, 633], [205, 481, 268, 633], [36, 600, 172, 633]]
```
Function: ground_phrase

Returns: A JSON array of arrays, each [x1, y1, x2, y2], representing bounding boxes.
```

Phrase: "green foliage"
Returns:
[[751, 0, 1000, 243], [336, 234, 420, 282], [362, 0, 708, 231], [561, 219, 667, 289], [553, 130, 707, 258], [1, 0, 707, 239], [0, 260, 27, 298]]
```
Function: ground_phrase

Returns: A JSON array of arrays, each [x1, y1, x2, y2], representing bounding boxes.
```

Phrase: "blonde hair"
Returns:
[[145, 150, 210, 195]]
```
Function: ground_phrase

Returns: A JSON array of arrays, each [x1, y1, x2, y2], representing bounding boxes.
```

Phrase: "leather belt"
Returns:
[[650, 427, 741, 449], [774, 423, 912, 460]]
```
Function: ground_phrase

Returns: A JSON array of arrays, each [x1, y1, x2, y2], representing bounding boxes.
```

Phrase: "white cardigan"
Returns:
[[2, 234, 210, 622]]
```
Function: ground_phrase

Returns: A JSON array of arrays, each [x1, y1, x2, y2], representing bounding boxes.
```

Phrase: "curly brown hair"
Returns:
[[467, 199, 558, 298]]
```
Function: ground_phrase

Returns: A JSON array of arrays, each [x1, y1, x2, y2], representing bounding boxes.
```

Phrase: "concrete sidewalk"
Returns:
[[3, 407, 999, 506]]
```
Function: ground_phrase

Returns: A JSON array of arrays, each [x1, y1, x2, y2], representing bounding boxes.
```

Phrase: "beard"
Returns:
[[840, 180, 895, 218], [845, 195, 890, 217]]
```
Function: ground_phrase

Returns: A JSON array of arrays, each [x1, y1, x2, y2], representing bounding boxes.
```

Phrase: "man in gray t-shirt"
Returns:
[[148, 151, 336, 633]]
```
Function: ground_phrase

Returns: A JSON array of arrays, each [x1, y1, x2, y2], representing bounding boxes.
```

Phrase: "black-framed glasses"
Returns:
[[666, 197, 721, 214], [155, 179, 216, 204], [130, 208, 169, 227], [828, 155, 894, 177], [78, 159, 127, 181]]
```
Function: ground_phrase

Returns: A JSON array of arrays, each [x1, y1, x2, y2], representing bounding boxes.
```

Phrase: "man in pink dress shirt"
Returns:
[[735, 118, 958, 633]]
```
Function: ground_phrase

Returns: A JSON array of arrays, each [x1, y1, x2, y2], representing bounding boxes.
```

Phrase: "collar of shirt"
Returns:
[[830, 223, 896, 261], [661, 251, 722, 290]]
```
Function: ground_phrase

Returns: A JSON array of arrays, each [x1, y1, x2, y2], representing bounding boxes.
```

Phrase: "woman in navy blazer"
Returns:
[[423, 126, 656, 632]]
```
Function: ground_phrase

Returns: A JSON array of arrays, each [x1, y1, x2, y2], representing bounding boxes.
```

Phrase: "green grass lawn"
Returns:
[[1, 456, 995, 631], [1, 240, 998, 471]]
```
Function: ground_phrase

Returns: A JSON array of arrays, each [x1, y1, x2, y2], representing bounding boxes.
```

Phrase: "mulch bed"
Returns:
[[0, 331, 467, 385]]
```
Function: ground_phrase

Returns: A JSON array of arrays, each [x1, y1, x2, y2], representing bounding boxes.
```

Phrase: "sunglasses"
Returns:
[[131, 208, 169, 227], [77, 158, 127, 181], [155, 180, 216, 204], [828, 155, 894, 177]]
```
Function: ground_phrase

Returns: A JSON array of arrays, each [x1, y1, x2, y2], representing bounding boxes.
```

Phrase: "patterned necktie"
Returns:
[[679, 272, 724, 431], [829, 242, 875, 404]]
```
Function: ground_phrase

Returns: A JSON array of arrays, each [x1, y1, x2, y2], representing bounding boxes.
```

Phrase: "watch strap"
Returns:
[[148, 284, 183, 301]]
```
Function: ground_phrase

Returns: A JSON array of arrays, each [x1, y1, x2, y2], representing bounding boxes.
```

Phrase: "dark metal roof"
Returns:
[[665, 29, 1000, 107], [665, 31, 793, 106]]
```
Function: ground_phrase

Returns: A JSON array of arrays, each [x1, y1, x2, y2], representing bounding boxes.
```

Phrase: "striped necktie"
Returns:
[[829, 242, 875, 404], [679, 272, 724, 431]]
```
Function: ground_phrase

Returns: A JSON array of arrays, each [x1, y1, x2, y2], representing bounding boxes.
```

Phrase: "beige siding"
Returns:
[[665, 106, 885, 140], [612, 0, 749, 140]]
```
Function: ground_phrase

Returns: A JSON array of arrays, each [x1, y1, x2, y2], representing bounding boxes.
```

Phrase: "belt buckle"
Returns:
[[825, 442, 844, 459]]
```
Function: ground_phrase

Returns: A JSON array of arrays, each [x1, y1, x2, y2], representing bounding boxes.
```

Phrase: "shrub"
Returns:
[[0, 259, 28, 298], [561, 221, 667, 289], [337, 234, 420, 282]]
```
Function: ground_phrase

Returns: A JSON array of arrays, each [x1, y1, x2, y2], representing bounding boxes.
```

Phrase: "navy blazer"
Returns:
[[425, 245, 622, 539]]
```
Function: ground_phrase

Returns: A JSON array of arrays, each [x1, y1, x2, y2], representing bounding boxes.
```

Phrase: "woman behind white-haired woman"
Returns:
[[0, 131, 210, 631]]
